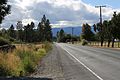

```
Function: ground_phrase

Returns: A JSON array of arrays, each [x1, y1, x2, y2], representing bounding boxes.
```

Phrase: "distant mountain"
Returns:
[[52, 26, 82, 37]]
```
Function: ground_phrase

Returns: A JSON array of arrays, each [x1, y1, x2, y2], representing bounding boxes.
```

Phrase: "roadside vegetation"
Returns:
[[0, 42, 52, 77], [80, 12, 120, 48], [0, 0, 53, 77]]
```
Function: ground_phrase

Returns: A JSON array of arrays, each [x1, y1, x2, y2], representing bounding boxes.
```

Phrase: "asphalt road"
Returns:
[[32, 43, 120, 80], [57, 43, 120, 80]]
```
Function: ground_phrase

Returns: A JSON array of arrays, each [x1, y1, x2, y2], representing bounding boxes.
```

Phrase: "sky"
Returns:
[[1, 0, 120, 28], [83, 0, 120, 9]]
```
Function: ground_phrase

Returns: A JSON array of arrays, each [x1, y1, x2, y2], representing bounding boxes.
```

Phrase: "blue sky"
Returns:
[[83, 0, 120, 9]]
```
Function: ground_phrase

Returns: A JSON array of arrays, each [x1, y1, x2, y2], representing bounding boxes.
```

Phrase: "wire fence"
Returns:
[[88, 41, 120, 48]]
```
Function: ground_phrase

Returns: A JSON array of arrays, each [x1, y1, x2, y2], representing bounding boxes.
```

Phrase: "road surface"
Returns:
[[32, 43, 120, 80]]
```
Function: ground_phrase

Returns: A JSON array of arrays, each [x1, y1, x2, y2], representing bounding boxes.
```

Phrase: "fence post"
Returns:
[[118, 41, 120, 48]]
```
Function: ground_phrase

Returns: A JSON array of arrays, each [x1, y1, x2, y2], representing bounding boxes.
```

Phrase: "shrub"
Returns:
[[44, 42, 52, 52], [15, 48, 36, 74], [0, 37, 10, 46], [35, 49, 46, 60], [15, 45, 47, 75], [22, 56, 35, 74], [82, 39, 88, 46]]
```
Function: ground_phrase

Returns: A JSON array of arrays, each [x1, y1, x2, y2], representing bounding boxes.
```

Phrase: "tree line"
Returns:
[[0, 0, 52, 43], [81, 12, 120, 47], [0, 15, 52, 43], [56, 29, 80, 43]]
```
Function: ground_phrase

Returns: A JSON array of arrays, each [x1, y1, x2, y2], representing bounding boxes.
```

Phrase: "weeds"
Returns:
[[0, 43, 50, 77]]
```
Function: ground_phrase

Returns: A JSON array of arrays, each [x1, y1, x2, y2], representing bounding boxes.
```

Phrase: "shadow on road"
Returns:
[[0, 77, 53, 80]]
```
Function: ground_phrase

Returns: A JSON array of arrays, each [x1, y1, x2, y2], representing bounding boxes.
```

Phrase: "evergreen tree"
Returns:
[[81, 23, 94, 41], [56, 31, 59, 42], [45, 19, 52, 42], [96, 22, 104, 46], [38, 22, 44, 41], [93, 24, 97, 32], [0, 0, 11, 24], [94, 12, 120, 47], [24, 24, 31, 42], [37, 15, 52, 42], [57, 29, 65, 42], [29, 22, 35, 42], [102, 20, 112, 47], [111, 12, 120, 47], [8, 24, 16, 39]]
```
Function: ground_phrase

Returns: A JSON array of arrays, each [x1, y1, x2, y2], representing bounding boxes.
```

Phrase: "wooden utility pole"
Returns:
[[95, 5, 106, 46], [72, 27, 74, 44], [95, 5, 106, 25]]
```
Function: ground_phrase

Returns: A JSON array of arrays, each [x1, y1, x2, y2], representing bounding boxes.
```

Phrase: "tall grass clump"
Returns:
[[0, 52, 23, 76], [44, 41, 53, 52], [15, 48, 35, 74], [15, 45, 47, 75]]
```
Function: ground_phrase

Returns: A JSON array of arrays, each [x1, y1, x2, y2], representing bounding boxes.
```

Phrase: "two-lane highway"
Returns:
[[33, 43, 120, 80], [57, 43, 120, 80]]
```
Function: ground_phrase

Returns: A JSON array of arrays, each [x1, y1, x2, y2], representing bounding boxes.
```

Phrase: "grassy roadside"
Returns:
[[73, 41, 120, 50], [0, 42, 52, 77]]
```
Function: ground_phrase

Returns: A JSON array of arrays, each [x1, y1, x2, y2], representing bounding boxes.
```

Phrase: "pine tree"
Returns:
[[45, 19, 52, 42], [8, 24, 16, 39], [96, 22, 104, 46], [37, 15, 52, 42], [0, 0, 11, 24], [58, 29, 65, 42], [24, 24, 31, 42], [81, 23, 94, 41], [38, 22, 44, 41], [111, 12, 120, 47], [29, 22, 35, 42]]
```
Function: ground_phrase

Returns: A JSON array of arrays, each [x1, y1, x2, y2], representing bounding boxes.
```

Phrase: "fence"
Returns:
[[88, 41, 120, 48], [0, 45, 16, 52]]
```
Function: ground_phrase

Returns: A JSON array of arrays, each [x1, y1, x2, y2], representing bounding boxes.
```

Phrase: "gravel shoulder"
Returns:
[[31, 45, 65, 80], [31, 44, 98, 80]]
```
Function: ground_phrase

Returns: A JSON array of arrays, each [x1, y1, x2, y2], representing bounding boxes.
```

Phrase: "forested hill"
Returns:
[[52, 27, 82, 37], [52, 26, 94, 37]]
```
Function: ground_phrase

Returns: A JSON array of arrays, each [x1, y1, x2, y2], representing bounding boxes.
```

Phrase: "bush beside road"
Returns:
[[0, 42, 52, 77]]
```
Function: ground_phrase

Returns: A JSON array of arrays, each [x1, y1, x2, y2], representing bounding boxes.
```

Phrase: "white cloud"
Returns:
[[1, 0, 120, 28]]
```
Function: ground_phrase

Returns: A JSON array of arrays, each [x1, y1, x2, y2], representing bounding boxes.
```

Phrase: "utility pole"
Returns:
[[71, 27, 74, 44], [95, 5, 106, 25], [95, 5, 106, 46]]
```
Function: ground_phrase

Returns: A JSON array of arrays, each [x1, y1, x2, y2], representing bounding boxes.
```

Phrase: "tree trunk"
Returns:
[[101, 40, 104, 46], [107, 40, 111, 47], [118, 41, 120, 48], [112, 38, 115, 48], [104, 41, 106, 47]]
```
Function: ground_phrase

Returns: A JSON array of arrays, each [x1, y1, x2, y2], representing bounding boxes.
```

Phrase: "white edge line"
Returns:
[[59, 44, 103, 80]]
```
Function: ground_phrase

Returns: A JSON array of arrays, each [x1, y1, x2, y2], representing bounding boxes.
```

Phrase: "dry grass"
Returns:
[[0, 43, 48, 77], [0, 52, 23, 76], [5, 53, 23, 76]]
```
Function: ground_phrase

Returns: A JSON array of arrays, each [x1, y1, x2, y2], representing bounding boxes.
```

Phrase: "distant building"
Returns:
[[16, 21, 23, 30]]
